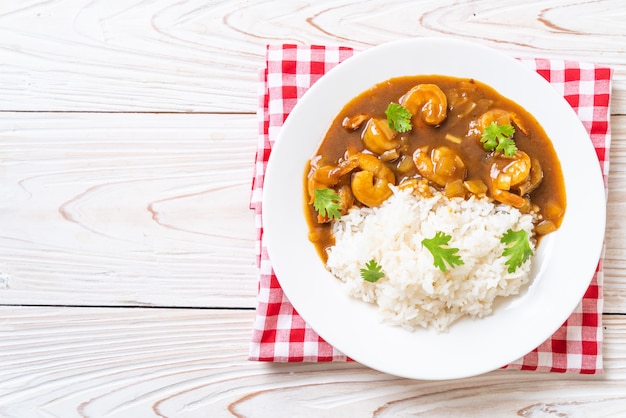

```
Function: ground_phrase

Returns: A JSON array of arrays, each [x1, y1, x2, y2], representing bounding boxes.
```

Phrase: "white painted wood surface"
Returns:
[[0, 0, 625, 416]]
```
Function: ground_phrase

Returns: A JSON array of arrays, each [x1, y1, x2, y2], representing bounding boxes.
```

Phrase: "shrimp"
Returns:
[[335, 153, 396, 207], [307, 163, 356, 222], [308, 153, 395, 208], [489, 150, 532, 208], [399, 84, 448, 126], [336, 183, 355, 211], [306, 159, 352, 207], [516, 157, 543, 195], [316, 183, 354, 223], [468, 109, 529, 138], [307, 164, 339, 204], [361, 117, 400, 155], [413, 146, 467, 187]]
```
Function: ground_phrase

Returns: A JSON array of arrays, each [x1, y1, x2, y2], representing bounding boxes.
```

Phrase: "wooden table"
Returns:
[[1, 1, 624, 416]]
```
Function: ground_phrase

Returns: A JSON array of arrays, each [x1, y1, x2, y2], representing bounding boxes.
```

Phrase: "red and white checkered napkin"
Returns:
[[249, 44, 613, 373]]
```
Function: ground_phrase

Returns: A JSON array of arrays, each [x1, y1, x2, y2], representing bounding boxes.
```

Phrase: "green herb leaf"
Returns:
[[313, 188, 342, 220], [385, 103, 413, 133], [481, 122, 517, 157], [500, 228, 534, 273], [421, 231, 464, 272], [360, 259, 385, 283]]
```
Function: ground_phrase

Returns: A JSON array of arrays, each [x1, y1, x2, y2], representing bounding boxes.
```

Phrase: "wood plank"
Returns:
[[1, 112, 625, 312], [1, 307, 626, 417], [0, 112, 258, 307], [605, 116, 626, 312], [1, 0, 624, 415], [0, 0, 624, 113]]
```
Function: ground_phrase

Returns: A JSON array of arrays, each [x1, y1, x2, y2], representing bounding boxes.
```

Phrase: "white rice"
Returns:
[[325, 186, 536, 332]]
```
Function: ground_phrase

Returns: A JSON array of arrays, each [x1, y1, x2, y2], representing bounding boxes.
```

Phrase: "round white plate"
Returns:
[[262, 38, 606, 380]]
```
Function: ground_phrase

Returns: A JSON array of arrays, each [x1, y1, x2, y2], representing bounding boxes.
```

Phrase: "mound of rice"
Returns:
[[325, 186, 536, 331]]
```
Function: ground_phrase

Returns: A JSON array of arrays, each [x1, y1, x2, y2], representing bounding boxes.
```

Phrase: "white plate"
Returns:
[[262, 38, 605, 380]]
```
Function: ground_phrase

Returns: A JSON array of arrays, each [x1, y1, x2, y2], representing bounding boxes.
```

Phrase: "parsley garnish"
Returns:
[[500, 229, 534, 273], [421, 231, 464, 272], [360, 259, 385, 282], [385, 103, 413, 133], [313, 188, 342, 220], [481, 122, 517, 157]]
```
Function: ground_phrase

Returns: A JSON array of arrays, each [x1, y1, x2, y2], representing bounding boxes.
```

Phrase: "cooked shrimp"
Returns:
[[489, 150, 532, 208], [307, 164, 338, 203], [468, 109, 529, 138], [361, 117, 400, 155], [350, 158, 395, 207], [399, 84, 448, 126], [336, 183, 355, 211], [306, 160, 354, 207], [335, 153, 396, 207], [413, 146, 467, 187], [492, 188, 526, 208], [314, 183, 354, 223], [479, 109, 511, 129], [308, 153, 395, 208], [490, 150, 531, 190]]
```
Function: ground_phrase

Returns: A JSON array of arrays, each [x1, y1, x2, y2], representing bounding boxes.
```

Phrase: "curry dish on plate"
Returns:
[[304, 75, 566, 261]]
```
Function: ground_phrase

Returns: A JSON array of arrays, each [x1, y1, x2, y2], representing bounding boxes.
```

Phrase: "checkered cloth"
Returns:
[[249, 44, 613, 373]]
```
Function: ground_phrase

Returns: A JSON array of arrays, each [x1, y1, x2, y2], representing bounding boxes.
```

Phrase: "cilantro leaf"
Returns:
[[495, 135, 517, 156], [360, 259, 385, 283], [421, 231, 464, 272], [385, 103, 412, 133], [500, 229, 534, 273], [313, 188, 342, 220], [481, 122, 517, 157]]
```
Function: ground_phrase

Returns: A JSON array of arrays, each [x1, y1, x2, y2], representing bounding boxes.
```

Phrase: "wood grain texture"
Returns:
[[0, 0, 624, 113], [604, 116, 626, 313], [1, 307, 626, 417], [0, 112, 258, 307], [2, 112, 625, 311], [1, 0, 626, 414]]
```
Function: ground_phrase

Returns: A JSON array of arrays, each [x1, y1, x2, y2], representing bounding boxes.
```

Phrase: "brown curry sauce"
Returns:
[[304, 75, 566, 260]]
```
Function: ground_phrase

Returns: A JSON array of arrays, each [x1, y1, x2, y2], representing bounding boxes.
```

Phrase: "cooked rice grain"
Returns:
[[326, 187, 536, 331]]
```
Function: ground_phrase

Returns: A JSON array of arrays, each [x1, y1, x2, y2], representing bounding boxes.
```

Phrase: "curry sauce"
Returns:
[[305, 75, 566, 260]]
